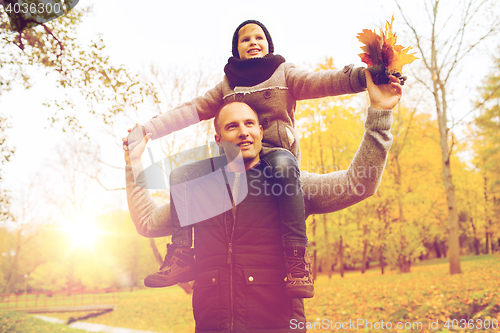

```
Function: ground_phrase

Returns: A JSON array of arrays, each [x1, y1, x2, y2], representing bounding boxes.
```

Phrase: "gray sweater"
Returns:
[[126, 107, 393, 238]]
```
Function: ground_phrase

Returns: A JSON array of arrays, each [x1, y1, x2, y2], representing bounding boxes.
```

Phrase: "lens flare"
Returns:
[[63, 215, 100, 249]]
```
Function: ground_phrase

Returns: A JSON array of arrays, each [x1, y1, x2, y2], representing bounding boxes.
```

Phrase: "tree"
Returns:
[[1, 177, 48, 294], [395, 0, 500, 274], [0, 4, 156, 137], [297, 58, 366, 276], [0, 116, 14, 224], [474, 48, 500, 253]]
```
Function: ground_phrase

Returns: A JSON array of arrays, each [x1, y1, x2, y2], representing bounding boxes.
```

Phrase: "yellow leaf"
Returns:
[[357, 29, 383, 67], [358, 15, 418, 74], [388, 46, 419, 73]]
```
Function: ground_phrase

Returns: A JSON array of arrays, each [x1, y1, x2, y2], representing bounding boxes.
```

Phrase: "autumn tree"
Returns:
[[395, 0, 500, 274], [473, 49, 500, 253], [0, 177, 49, 294], [297, 58, 366, 276], [385, 106, 449, 270], [0, 116, 14, 224], [0, 3, 156, 151]]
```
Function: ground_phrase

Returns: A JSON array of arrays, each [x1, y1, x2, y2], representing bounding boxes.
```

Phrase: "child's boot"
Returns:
[[284, 245, 314, 298], [144, 243, 195, 288]]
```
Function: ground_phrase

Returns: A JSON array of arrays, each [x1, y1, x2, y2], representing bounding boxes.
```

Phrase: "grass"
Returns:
[[0, 311, 92, 333], [37, 287, 194, 333], [306, 254, 500, 332], [2, 254, 499, 333], [0, 290, 119, 311], [412, 253, 498, 267]]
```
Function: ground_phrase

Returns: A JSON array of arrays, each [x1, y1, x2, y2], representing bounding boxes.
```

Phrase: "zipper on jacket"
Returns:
[[229, 173, 240, 333], [222, 169, 240, 333], [227, 242, 232, 264], [229, 241, 234, 333]]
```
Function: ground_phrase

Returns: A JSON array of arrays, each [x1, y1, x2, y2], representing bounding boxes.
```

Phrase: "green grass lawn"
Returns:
[[305, 254, 500, 332], [2, 254, 499, 333], [0, 311, 92, 333], [36, 286, 195, 333]]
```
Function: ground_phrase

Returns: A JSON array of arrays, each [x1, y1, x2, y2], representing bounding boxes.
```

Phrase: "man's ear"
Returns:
[[215, 133, 221, 146], [259, 125, 263, 140]]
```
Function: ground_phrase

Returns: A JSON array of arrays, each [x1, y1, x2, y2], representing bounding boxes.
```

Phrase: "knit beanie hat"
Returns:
[[231, 20, 274, 58]]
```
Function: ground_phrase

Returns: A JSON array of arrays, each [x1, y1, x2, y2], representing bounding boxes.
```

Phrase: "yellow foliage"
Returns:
[[357, 16, 418, 74]]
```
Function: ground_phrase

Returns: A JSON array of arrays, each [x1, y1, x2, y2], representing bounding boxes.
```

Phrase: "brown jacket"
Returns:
[[144, 63, 367, 162]]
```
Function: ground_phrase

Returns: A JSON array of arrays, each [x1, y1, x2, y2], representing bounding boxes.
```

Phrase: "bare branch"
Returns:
[[395, 0, 433, 73], [97, 158, 124, 170], [451, 83, 500, 128], [79, 169, 125, 191]]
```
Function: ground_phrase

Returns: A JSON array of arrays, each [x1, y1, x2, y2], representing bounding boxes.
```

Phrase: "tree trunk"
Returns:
[[4, 231, 22, 295], [484, 175, 490, 254], [311, 216, 317, 281], [339, 235, 344, 278], [150, 239, 164, 265], [322, 214, 332, 279], [377, 204, 387, 275], [361, 225, 368, 274], [488, 226, 493, 254], [379, 248, 385, 275], [401, 259, 411, 273], [4, 251, 19, 295], [309, 137, 318, 281], [67, 251, 75, 294], [485, 230, 490, 254], [441, 242, 447, 258], [439, 124, 461, 273], [395, 0, 464, 275], [394, 155, 411, 273], [470, 218, 480, 255], [318, 135, 332, 278], [434, 241, 442, 258]]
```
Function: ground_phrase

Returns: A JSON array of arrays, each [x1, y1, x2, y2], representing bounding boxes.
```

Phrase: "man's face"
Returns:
[[215, 102, 263, 170], [237, 24, 269, 60]]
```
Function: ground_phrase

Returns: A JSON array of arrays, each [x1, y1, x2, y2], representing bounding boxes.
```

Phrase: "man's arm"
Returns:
[[124, 133, 173, 237], [126, 162, 173, 237], [126, 108, 390, 235], [302, 108, 392, 217], [302, 70, 401, 217], [125, 71, 401, 236]]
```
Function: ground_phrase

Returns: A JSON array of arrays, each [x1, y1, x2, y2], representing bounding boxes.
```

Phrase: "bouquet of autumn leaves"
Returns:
[[358, 16, 417, 85]]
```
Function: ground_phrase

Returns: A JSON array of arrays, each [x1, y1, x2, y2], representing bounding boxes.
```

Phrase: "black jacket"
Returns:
[[178, 157, 307, 333]]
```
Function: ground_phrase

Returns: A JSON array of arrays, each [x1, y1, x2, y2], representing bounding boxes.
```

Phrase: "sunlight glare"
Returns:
[[63, 216, 100, 248]]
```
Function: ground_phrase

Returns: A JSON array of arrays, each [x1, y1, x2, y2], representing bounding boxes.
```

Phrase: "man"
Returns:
[[124, 71, 402, 332]]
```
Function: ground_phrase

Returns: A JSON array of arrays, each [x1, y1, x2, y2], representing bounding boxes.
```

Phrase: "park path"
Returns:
[[34, 315, 170, 333]]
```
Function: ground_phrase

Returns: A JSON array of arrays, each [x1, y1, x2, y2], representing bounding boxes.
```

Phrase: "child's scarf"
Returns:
[[224, 54, 286, 89]]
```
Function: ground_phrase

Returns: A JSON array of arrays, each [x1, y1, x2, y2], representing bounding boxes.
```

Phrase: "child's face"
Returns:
[[237, 24, 269, 60]]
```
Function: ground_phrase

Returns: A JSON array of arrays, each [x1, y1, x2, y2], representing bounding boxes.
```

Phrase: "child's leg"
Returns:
[[144, 208, 195, 288], [263, 150, 314, 298], [263, 150, 307, 247]]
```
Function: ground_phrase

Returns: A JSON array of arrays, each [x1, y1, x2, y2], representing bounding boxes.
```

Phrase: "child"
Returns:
[[127, 20, 368, 298]]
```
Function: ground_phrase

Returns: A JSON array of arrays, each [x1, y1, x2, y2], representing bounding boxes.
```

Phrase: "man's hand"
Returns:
[[123, 125, 151, 165], [365, 69, 402, 111]]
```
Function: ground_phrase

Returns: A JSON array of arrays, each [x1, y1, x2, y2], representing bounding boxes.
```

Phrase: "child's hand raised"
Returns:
[[364, 69, 402, 111], [123, 124, 152, 165]]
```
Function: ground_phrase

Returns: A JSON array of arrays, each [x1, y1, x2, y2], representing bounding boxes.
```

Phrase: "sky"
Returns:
[[1, 0, 497, 220]]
